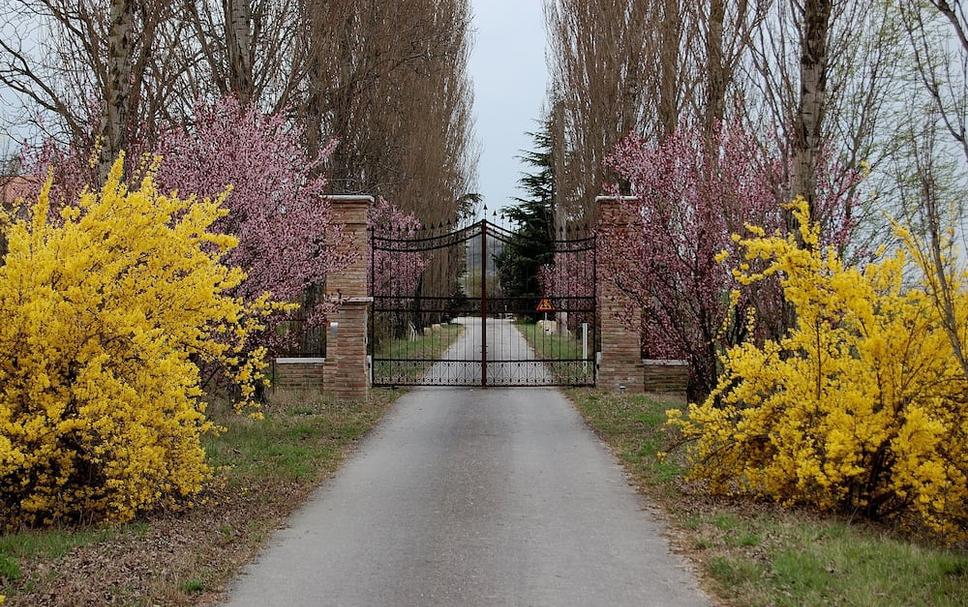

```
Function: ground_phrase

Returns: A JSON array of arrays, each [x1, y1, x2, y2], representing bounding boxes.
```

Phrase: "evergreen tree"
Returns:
[[495, 121, 556, 299]]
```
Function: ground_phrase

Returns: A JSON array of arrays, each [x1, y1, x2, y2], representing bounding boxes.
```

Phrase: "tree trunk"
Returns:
[[303, 56, 324, 162], [223, 0, 255, 104], [99, 0, 136, 180], [790, 0, 832, 231], [658, 0, 681, 136], [704, 0, 726, 136]]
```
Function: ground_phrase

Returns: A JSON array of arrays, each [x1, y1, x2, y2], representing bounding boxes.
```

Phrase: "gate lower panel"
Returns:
[[370, 219, 596, 387]]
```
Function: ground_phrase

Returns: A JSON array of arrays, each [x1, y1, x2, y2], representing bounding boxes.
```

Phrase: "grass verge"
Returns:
[[0, 390, 399, 606], [515, 319, 593, 384], [515, 320, 583, 359], [373, 322, 463, 383], [566, 389, 968, 607]]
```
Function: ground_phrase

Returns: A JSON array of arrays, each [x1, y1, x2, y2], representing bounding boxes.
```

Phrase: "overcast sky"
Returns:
[[468, 0, 548, 211]]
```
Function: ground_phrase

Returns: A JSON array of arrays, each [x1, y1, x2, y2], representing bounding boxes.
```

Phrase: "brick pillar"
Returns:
[[323, 195, 373, 400], [596, 196, 645, 392]]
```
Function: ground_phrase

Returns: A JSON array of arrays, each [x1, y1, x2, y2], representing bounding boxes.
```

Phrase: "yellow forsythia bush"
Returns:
[[670, 200, 968, 540], [0, 157, 271, 526]]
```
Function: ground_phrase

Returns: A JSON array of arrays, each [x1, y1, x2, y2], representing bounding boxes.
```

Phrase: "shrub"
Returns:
[[21, 98, 352, 354], [670, 200, 968, 540], [0, 158, 272, 526]]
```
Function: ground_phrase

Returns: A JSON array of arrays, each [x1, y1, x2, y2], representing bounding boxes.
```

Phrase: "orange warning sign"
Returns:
[[536, 298, 554, 312]]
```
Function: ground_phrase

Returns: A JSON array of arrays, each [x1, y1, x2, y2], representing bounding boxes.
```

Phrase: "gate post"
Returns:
[[596, 196, 645, 391], [324, 195, 373, 401]]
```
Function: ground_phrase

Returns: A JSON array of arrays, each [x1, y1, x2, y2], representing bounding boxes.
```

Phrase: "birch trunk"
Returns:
[[790, 0, 832, 228], [99, 0, 135, 180], [223, 0, 254, 103]]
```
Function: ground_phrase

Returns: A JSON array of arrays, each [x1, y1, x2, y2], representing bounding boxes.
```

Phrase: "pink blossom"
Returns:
[[369, 197, 427, 297], [154, 97, 354, 327], [598, 121, 860, 396], [537, 252, 593, 299], [18, 139, 98, 217]]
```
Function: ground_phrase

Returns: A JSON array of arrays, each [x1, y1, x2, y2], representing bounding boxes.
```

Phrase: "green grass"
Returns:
[[763, 522, 967, 607], [566, 388, 968, 607], [180, 578, 205, 594], [0, 523, 147, 597], [203, 398, 387, 486], [567, 390, 685, 485], [0, 527, 133, 564], [373, 323, 463, 383], [515, 319, 593, 384], [375, 323, 463, 360], [515, 319, 583, 359], [707, 555, 766, 591], [0, 553, 21, 581]]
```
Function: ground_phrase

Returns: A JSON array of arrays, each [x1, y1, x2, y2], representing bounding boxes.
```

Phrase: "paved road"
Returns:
[[223, 324, 709, 607], [426, 317, 554, 385]]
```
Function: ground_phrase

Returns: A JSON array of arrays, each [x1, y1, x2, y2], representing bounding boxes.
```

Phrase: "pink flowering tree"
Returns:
[[153, 97, 354, 351], [16, 97, 355, 360], [16, 99, 145, 213], [599, 122, 859, 397], [535, 251, 595, 336], [537, 254, 594, 299], [17, 139, 99, 219], [369, 197, 427, 298], [369, 198, 429, 346]]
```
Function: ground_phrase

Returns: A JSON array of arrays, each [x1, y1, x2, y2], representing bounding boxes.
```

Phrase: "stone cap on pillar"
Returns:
[[326, 194, 375, 204], [595, 195, 639, 204]]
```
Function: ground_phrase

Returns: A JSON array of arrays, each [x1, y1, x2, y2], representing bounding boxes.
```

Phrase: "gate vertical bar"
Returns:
[[480, 219, 488, 387]]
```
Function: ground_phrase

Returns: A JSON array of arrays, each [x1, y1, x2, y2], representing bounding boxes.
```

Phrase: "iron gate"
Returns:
[[370, 217, 596, 387]]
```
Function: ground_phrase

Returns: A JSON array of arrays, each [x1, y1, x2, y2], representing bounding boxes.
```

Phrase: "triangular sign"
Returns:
[[536, 298, 554, 312]]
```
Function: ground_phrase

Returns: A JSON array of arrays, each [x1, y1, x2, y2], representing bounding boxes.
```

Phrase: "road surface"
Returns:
[[424, 317, 554, 385], [223, 322, 708, 607]]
